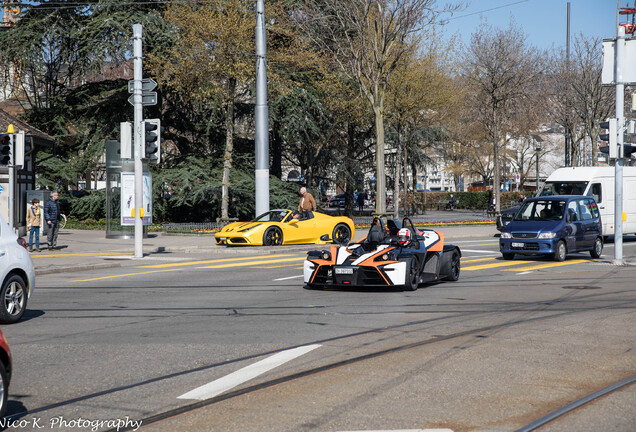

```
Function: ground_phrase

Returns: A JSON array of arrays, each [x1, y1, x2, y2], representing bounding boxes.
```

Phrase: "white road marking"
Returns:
[[517, 271, 534, 275], [177, 344, 321, 400], [273, 274, 304, 281]]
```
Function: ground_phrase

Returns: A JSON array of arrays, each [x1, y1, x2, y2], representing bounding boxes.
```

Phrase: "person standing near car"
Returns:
[[27, 198, 41, 252], [297, 186, 316, 220], [44, 191, 62, 250]]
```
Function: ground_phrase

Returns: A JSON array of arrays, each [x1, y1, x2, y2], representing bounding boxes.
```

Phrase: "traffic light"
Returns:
[[599, 118, 617, 159], [0, 133, 11, 166], [141, 118, 161, 164], [14, 131, 26, 167], [624, 144, 636, 157]]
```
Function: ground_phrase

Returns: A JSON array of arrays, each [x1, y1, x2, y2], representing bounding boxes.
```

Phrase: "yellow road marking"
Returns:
[[502, 259, 595, 272], [139, 254, 300, 268], [462, 260, 539, 271], [199, 257, 306, 269], [32, 252, 132, 258], [71, 268, 183, 282]]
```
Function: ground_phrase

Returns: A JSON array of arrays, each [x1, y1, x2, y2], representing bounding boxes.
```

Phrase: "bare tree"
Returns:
[[462, 22, 544, 211], [548, 35, 613, 166], [292, 0, 459, 214]]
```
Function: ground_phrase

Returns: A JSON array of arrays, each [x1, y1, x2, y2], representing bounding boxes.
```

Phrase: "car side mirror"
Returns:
[[320, 234, 330, 241], [290, 218, 299, 224]]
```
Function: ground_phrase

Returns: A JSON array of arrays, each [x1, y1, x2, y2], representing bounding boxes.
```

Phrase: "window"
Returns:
[[578, 199, 593, 220], [567, 201, 580, 222], [590, 183, 602, 204]]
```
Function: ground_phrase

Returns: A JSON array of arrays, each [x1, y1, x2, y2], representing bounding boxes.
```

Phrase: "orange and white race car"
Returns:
[[303, 217, 461, 291]]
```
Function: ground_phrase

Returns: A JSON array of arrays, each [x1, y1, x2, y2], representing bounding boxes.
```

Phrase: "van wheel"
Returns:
[[553, 241, 567, 262], [590, 237, 603, 258]]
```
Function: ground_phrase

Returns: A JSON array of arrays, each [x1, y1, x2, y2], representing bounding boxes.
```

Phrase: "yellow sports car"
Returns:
[[214, 209, 355, 246]]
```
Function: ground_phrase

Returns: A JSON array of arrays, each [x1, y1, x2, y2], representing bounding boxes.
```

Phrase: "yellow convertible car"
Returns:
[[214, 209, 355, 246]]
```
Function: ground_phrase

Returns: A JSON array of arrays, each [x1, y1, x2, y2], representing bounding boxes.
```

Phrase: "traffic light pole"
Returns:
[[8, 135, 14, 231], [133, 24, 144, 258], [254, 0, 269, 216], [614, 26, 624, 265]]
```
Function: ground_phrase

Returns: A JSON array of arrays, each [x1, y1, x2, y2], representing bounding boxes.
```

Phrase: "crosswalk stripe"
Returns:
[[139, 254, 300, 268], [199, 257, 306, 269], [462, 260, 537, 271], [502, 259, 595, 271]]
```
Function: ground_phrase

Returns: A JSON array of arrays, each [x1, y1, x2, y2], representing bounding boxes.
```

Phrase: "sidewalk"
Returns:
[[30, 212, 499, 276]]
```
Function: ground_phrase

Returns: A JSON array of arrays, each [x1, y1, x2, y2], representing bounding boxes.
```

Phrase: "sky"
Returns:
[[440, 0, 620, 50]]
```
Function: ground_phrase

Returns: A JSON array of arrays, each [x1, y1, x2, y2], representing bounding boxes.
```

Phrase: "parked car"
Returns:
[[327, 194, 346, 208], [0, 214, 35, 323], [499, 195, 603, 261], [0, 329, 12, 417], [496, 204, 522, 231]]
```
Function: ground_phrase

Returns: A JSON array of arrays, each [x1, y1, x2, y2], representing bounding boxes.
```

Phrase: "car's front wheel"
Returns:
[[553, 240, 567, 262], [332, 223, 351, 244], [0, 274, 28, 324], [399, 256, 418, 291], [263, 227, 283, 246], [590, 237, 603, 258]]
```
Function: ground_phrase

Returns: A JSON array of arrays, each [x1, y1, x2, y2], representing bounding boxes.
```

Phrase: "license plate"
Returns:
[[511, 242, 524, 248], [335, 268, 354, 275]]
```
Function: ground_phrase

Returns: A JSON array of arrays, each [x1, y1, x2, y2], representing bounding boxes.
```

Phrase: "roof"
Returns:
[[0, 108, 55, 143]]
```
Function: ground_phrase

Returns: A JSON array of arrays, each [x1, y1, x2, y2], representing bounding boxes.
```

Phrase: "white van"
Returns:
[[539, 166, 636, 237]]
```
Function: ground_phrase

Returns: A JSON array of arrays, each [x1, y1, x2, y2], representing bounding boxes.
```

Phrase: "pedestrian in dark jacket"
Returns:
[[44, 191, 62, 250]]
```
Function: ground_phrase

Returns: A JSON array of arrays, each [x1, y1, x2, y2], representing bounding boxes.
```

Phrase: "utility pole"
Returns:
[[133, 24, 144, 258], [614, 25, 625, 265], [254, 0, 269, 216]]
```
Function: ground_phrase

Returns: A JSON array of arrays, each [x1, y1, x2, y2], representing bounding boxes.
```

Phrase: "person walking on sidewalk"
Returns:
[[44, 191, 62, 250], [27, 198, 41, 252]]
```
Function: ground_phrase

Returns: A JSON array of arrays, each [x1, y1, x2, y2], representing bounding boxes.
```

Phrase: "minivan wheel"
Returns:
[[590, 237, 603, 258], [553, 241, 567, 262]]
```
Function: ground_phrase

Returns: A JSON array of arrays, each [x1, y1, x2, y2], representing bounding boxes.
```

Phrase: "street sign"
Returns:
[[127, 92, 157, 106], [128, 78, 158, 93]]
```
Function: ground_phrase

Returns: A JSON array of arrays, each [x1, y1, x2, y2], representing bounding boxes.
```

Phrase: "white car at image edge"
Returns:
[[0, 214, 35, 323]]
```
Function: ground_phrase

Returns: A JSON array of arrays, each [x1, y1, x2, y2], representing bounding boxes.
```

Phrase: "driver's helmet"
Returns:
[[397, 228, 412, 246]]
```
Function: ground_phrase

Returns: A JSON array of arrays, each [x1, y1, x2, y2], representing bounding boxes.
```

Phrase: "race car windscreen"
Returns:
[[539, 181, 588, 196]]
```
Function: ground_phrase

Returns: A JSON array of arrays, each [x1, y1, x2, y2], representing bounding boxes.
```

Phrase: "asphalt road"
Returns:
[[3, 235, 635, 432]]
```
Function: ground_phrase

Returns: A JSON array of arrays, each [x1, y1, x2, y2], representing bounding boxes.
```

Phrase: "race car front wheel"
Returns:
[[263, 227, 283, 246], [399, 256, 418, 291]]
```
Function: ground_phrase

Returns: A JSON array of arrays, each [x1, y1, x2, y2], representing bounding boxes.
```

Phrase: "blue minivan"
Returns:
[[499, 195, 603, 261]]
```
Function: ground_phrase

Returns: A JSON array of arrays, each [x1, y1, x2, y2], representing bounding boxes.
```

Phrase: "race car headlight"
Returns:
[[322, 251, 331, 260], [538, 232, 556, 239], [501, 232, 512, 238]]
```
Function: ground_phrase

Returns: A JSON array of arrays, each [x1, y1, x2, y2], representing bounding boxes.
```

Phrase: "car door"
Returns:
[[285, 216, 318, 244], [565, 200, 584, 252], [578, 198, 599, 249]]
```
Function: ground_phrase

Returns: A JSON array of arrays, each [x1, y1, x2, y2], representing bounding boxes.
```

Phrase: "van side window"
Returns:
[[586, 199, 600, 219], [590, 183, 602, 204], [578, 199, 593, 220], [567, 201, 580, 222]]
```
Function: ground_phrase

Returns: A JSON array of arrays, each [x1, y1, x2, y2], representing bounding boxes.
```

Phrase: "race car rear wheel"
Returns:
[[332, 223, 351, 244], [399, 256, 418, 291], [263, 227, 283, 246], [442, 249, 461, 281]]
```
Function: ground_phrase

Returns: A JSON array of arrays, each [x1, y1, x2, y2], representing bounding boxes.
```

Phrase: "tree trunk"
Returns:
[[493, 109, 500, 213], [374, 104, 386, 215], [221, 79, 236, 220]]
